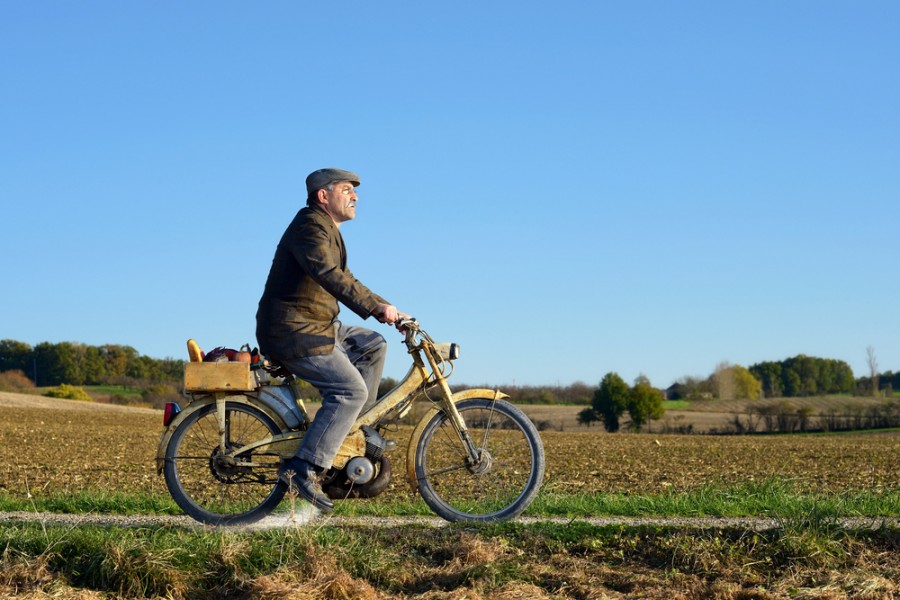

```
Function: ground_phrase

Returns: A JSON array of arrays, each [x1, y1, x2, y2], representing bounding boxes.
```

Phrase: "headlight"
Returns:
[[434, 342, 460, 361]]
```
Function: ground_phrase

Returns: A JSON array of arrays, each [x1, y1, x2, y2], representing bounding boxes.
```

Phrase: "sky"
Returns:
[[1, 1, 898, 389]]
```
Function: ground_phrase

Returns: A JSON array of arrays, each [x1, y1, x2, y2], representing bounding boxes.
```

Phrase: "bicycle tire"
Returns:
[[414, 398, 545, 522], [163, 401, 287, 525]]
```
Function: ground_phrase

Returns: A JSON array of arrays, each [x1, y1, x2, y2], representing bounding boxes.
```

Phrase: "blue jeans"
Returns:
[[279, 322, 387, 469]]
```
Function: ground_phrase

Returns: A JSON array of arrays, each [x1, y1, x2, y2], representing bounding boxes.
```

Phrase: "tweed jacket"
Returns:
[[256, 205, 388, 360]]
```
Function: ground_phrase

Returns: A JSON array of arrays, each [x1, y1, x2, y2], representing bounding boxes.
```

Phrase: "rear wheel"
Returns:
[[163, 401, 286, 525], [414, 398, 544, 522]]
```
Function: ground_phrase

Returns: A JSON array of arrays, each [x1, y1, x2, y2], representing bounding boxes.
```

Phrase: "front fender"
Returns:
[[405, 388, 508, 493], [154, 393, 289, 474]]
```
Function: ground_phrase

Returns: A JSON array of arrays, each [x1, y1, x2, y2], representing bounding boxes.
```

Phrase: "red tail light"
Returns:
[[163, 402, 182, 426]]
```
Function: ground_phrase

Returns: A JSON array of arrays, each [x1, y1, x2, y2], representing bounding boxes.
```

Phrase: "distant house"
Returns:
[[665, 383, 684, 400], [665, 382, 712, 401]]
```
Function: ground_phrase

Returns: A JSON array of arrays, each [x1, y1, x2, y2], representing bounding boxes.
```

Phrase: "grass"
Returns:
[[83, 384, 143, 396], [0, 489, 182, 515], [529, 480, 900, 519], [1, 517, 898, 599], [661, 399, 691, 410], [4, 479, 899, 520]]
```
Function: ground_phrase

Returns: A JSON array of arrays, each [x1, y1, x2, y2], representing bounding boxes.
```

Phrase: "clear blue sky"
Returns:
[[2, 1, 898, 388]]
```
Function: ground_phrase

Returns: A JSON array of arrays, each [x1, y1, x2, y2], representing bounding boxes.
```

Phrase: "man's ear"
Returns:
[[315, 188, 329, 206]]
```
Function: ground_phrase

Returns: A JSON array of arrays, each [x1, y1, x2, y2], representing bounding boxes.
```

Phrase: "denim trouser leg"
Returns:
[[279, 323, 387, 470]]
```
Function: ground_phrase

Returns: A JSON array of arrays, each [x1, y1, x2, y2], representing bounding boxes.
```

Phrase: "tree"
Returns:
[[0, 339, 32, 374], [32, 342, 79, 386], [577, 407, 601, 427], [751, 355, 854, 398], [378, 377, 398, 398], [713, 361, 736, 400], [627, 381, 664, 431], [563, 381, 594, 405], [867, 346, 879, 397], [0, 370, 35, 392], [750, 361, 783, 398], [592, 372, 630, 432], [731, 365, 762, 399]]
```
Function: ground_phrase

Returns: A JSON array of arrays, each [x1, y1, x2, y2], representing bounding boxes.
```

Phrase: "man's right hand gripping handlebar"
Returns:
[[373, 303, 412, 330]]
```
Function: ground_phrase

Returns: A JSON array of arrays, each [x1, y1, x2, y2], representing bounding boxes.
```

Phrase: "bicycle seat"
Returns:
[[263, 358, 294, 380]]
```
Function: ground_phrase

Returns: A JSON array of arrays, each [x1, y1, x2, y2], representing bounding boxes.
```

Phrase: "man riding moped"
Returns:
[[255, 167, 410, 512]]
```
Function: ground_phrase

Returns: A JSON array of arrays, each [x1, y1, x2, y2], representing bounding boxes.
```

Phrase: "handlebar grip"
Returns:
[[398, 317, 417, 330]]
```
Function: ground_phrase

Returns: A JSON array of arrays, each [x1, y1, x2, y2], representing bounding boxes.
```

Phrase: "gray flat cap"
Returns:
[[305, 168, 361, 196]]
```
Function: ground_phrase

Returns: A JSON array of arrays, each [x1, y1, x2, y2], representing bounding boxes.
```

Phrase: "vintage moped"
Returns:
[[156, 320, 544, 525]]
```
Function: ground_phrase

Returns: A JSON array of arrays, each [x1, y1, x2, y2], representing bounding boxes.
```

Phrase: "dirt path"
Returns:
[[1, 511, 896, 531]]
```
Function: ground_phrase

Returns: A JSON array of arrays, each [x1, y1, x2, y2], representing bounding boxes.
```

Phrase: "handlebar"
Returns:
[[397, 317, 418, 331]]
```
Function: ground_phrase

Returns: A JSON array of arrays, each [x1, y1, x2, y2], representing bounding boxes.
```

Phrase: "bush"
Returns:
[[0, 370, 36, 393], [43, 384, 92, 401], [141, 383, 183, 410], [107, 394, 135, 406]]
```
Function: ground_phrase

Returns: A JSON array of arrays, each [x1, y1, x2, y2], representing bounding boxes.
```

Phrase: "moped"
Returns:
[[155, 320, 545, 525]]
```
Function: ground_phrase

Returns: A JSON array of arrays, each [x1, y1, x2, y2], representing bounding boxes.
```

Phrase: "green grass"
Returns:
[[529, 480, 900, 518], [4, 479, 898, 520], [83, 384, 143, 398], [329, 479, 900, 519], [0, 490, 182, 515], [661, 399, 691, 410]]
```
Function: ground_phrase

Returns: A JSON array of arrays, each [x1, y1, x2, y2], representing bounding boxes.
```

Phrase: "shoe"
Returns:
[[279, 458, 334, 512]]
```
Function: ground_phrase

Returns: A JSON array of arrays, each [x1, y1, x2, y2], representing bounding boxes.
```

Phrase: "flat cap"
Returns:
[[305, 168, 361, 196]]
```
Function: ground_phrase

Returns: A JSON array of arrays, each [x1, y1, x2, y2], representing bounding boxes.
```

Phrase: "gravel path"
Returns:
[[1, 511, 896, 531]]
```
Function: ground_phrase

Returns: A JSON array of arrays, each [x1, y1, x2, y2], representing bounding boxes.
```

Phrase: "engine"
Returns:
[[322, 426, 393, 499]]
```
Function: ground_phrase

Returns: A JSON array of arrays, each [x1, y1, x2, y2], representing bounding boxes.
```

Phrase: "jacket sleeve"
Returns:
[[289, 220, 388, 319]]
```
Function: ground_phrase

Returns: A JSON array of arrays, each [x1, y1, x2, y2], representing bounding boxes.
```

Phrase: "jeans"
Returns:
[[279, 322, 387, 469]]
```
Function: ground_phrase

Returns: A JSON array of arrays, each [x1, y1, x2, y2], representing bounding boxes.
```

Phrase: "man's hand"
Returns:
[[373, 304, 411, 329]]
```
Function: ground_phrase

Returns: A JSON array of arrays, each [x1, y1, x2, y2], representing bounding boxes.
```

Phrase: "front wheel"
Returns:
[[163, 401, 287, 525], [414, 398, 545, 522]]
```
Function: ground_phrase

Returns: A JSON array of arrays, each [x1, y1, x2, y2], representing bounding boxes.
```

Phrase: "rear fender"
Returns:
[[405, 388, 508, 492]]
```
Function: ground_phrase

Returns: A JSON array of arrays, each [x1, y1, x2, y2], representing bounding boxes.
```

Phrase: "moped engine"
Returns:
[[344, 456, 376, 484], [322, 426, 393, 499]]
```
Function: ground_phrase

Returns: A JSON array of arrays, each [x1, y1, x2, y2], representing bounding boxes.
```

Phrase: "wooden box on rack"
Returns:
[[183, 362, 257, 392]]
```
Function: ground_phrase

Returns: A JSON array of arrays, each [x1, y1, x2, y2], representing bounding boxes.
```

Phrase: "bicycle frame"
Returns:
[[155, 322, 508, 492]]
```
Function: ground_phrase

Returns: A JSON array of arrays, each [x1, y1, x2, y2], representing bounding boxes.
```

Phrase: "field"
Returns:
[[519, 395, 900, 434], [0, 391, 898, 598], [2, 391, 896, 500]]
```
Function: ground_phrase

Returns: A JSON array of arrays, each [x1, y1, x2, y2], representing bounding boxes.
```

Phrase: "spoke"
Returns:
[[420, 461, 470, 480], [170, 405, 284, 518], [479, 408, 497, 450], [415, 399, 543, 521]]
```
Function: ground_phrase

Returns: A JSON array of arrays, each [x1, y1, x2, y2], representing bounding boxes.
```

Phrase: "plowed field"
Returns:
[[0, 391, 897, 500]]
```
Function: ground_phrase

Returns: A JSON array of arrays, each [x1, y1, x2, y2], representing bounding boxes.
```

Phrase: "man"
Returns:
[[256, 168, 409, 512]]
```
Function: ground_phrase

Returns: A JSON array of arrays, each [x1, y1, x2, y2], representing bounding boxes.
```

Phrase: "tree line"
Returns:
[[670, 355, 895, 400], [0, 339, 182, 388], [3, 339, 896, 406], [748, 355, 856, 398]]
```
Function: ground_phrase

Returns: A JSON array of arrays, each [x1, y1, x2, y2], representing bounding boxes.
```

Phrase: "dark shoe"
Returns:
[[279, 458, 334, 512]]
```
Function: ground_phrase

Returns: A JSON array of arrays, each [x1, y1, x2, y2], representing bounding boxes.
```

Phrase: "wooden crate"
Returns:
[[184, 362, 257, 392]]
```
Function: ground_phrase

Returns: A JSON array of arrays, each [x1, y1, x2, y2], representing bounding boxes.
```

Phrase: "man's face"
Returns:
[[319, 180, 358, 224]]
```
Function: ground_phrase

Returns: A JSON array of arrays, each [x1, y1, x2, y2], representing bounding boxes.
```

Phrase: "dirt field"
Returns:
[[1, 391, 897, 500], [519, 396, 898, 433]]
